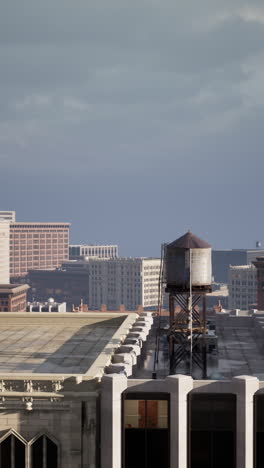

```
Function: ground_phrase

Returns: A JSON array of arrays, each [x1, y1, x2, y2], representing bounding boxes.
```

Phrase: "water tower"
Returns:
[[165, 231, 212, 377]]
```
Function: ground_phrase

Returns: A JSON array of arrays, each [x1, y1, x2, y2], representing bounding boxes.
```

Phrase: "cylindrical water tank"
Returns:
[[165, 231, 212, 290]]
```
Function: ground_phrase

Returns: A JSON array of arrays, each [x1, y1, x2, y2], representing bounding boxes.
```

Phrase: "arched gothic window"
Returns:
[[31, 435, 58, 468], [0, 431, 26, 468]]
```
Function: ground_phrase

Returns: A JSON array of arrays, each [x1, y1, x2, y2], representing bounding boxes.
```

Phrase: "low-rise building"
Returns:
[[27, 267, 89, 308], [26, 298, 66, 312], [228, 264, 257, 310], [0, 284, 29, 312], [69, 244, 118, 260], [0, 210, 16, 222]]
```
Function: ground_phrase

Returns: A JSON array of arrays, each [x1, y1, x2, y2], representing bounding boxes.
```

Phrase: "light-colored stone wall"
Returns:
[[0, 219, 10, 284], [102, 374, 264, 468], [0, 395, 98, 468], [228, 264, 257, 310]]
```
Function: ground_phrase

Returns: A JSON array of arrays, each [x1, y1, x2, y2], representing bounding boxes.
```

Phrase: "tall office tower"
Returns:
[[0, 220, 10, 284], [10, 222, 70, 278], [0, 211, 16, 222], [228, 264, 257, 310], [69, 244, 118, 260], [88, 257, 161, 310]]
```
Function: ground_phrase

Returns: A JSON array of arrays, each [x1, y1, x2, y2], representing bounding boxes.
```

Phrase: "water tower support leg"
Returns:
[[169, 294, 174, 328], [202, 295, 207, 379]]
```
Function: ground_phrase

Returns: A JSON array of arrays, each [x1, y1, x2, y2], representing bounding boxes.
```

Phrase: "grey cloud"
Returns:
[[1, 0, 264, 252]]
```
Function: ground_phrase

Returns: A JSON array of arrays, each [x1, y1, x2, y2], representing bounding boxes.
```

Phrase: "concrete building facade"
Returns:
[[88, 257, 161, 310], [28, 258, 161, 311], [0, 311, 140, 468], [69, 244, 118, 260], [1, 311, 264, 467], [0, 219, 10, 284], [0, 210, 16, 222], [228, 264, 257, 310], [102, 373, 264, 468], [10, 222, 70, 278]]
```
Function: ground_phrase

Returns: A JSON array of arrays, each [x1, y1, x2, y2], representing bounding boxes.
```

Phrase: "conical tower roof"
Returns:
[[168, 231, 211, 249]]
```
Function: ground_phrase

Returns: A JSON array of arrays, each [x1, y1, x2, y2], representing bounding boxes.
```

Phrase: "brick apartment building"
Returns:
[[0, 284, 29, 312], [10, 223, 70, 278]]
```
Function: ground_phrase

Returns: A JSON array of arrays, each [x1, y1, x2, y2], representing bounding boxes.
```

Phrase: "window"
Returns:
[[0, 432, 26, 468], [31, 435, 58, 468], [123, 394, 169, 468], [0, 430, 59, 468], [189, 393, 236, 468], [255, 393, 264, 468]]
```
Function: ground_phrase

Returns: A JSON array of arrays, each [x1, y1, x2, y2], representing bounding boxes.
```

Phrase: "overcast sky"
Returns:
[[1, 0, 264, 255]]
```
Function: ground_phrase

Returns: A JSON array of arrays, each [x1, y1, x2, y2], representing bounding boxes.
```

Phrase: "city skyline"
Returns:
[[1, 3, 264, 467], [0, 208, 262, 257]]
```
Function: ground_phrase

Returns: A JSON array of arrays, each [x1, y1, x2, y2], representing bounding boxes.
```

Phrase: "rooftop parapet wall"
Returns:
[[215, 313, 254, 328]]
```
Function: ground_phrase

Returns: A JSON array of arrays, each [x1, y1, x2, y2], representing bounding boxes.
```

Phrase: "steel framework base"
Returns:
[[168, 292, 207, 378]]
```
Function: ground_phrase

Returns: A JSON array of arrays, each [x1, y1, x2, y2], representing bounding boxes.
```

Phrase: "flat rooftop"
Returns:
[[0, 284, 30, 293], [133, 314, 264, 380], [0, 312, 136, 376]]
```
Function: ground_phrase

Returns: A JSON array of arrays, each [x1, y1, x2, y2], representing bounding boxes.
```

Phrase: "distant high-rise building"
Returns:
[[10, 222, 70, 278], [0, 211, 16, 222], [228, 265, 257, 310], [212, 249, 264, 283], [26, 298, 66, 313], [0, 220, 10, 283], [69, 244, 118, 260]]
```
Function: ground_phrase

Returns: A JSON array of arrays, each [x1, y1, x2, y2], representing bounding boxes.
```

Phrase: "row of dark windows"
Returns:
[[10, 225, 69, 229], [0, 433, 58, 468], [123, 393, 264, 468]]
